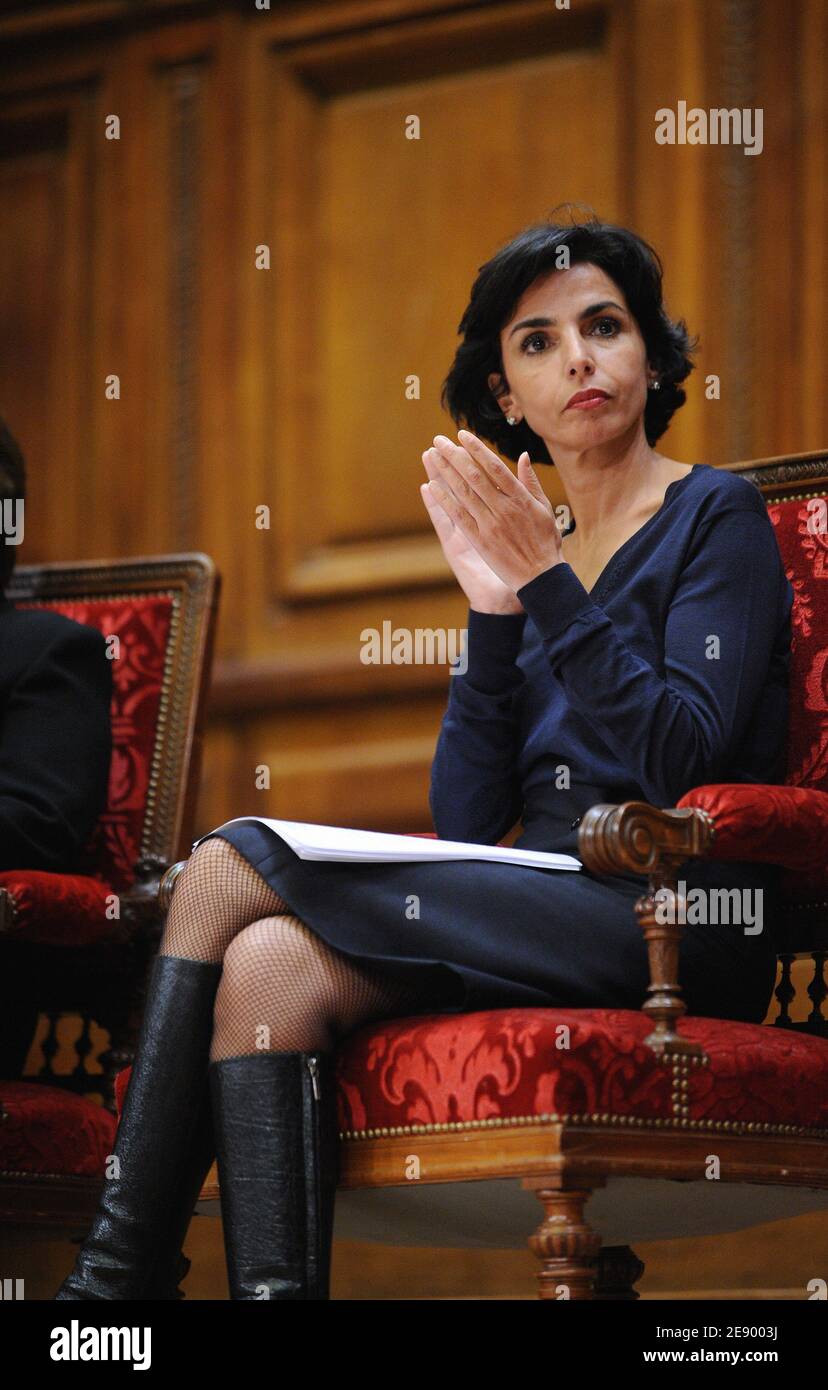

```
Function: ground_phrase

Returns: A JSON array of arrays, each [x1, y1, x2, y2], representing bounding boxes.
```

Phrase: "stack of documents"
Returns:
[[208, 817, 582, 871]]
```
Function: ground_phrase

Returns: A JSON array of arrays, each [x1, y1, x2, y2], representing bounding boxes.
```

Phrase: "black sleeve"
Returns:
[[0, 621, 113, 871], [428, 607, 527, 844]]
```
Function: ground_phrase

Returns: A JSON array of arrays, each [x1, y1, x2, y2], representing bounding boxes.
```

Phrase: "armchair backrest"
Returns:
[[722, 452, 828, 954], [6, 554, 220, 890], [723, 450, 828, 796]]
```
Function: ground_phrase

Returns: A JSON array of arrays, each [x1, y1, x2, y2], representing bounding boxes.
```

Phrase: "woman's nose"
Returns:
[[560, 332, 595, 379], [564, 357, 596, 385]]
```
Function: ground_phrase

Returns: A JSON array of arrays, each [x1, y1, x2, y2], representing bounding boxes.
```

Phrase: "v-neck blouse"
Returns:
[[429, 462, 794, 859], [560, 464, 702, 602]]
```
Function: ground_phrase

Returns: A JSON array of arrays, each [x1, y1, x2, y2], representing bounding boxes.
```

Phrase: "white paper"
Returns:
[[196, 816, 581, 872]]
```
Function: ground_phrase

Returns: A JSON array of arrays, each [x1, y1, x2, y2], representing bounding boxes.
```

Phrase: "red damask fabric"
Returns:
[[0, 870, 116, 946], [0, 1081, 116, 1177], [112, 1006, 828, 1139], [332, 1008, 828, 1134], [677, 783, 828, 893], [768, 493, 828, 796], [675, 495, 828, 893]]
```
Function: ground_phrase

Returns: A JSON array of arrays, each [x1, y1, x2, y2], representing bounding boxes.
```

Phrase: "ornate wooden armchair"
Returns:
[[0, 554, 219, 1228], [125, 450, 828, 1299]]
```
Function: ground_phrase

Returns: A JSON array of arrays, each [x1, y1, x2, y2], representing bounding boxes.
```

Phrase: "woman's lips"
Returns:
[[567, 395, 610, 411]]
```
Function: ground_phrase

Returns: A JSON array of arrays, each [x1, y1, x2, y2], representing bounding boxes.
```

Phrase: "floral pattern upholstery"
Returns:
[[0, 1081, 116, 1177], [0, 870, 115, 947], [769, 491, 828, 795], [109, 1007, 828, 1144]]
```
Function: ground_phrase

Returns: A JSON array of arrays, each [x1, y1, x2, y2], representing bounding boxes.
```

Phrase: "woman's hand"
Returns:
[[421, 458, 524, 613], [420, 429, 564, 601]]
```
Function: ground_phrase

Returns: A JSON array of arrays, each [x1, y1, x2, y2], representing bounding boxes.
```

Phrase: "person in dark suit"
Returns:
[[0, 417, 113, 1075]]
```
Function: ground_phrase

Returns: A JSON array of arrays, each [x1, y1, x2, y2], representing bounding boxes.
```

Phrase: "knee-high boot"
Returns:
[[69, 1075, 215, 1301], [143, 1070, 216, 1299], [208, 1050, 339, 1300], [54, 954, 223, 1299]]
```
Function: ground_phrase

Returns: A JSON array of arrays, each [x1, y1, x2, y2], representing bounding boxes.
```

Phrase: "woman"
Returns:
[[55, 214, 792, 1301]]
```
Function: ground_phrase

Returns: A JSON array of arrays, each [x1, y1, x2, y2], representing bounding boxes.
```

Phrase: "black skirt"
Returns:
[[200, 819, 779, 1026]]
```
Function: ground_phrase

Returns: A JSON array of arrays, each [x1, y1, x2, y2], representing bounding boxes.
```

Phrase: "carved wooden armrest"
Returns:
[[579, 801, 716, 1059]]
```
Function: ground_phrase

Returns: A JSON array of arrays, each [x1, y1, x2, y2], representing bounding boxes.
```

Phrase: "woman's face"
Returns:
[[488, 261, 654, 452]]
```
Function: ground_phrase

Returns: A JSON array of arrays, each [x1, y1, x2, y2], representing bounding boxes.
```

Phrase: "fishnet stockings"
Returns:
[[159, 835, 450, 1061]]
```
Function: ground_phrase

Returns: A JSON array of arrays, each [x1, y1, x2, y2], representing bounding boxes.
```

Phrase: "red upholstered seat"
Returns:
[[114, 1006, 828, 1138], [0, 872, 117, 948], [0, 1082, 116, 1178], [333, 1009, 828, 1137]]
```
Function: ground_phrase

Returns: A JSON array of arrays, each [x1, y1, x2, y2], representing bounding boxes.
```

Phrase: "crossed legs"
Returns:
[[160, 834, 444, 1057], [55, 833, 441, 1300]]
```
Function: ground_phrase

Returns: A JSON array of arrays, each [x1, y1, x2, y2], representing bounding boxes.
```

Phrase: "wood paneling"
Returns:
[[0, 88, 97, 561]]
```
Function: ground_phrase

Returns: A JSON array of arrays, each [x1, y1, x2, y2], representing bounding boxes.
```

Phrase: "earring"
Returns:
[[648, 379, 661, 391], [506, 415, 518, 425]]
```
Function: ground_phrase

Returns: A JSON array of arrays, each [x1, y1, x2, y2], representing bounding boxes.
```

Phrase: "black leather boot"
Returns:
[[208, 1050, 340, 1300], [142, 1072, 216, 1300], [54, 954, 223, 1299], [65, 1072, 216, 1301]]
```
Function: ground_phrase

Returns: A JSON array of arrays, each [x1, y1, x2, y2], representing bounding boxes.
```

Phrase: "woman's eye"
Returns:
[[520, 331, 548, 354], [520, 317, 620, 353], [591, 316, 620, 336]]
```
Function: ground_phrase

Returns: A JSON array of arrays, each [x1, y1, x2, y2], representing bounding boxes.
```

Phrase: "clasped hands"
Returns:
[[420, 428, 564, 595]]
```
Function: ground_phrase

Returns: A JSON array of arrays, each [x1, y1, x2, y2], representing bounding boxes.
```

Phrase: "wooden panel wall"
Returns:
[[0, 0, 822, 840]]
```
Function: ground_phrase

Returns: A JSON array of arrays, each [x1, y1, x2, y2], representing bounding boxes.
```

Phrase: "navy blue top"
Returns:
[[429, 463, 793, 861]]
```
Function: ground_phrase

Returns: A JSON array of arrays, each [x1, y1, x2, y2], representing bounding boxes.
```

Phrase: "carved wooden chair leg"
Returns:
[[592, 1244, 645, 1299], [523, 1181, 602, 1299]]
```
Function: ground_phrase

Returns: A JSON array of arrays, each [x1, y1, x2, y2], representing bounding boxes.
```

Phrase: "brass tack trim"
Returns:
[[338, 1111, 828, 1141], [141, 592, 182, 859]]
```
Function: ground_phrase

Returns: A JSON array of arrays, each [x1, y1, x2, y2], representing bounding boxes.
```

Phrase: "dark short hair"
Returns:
[[0, 417, 26, 590], [440, 206, 699, 465]]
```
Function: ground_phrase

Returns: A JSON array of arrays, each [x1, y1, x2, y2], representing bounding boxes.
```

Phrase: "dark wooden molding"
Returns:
[[0, 0, 216, 47], [207, 642, 458, 713]]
